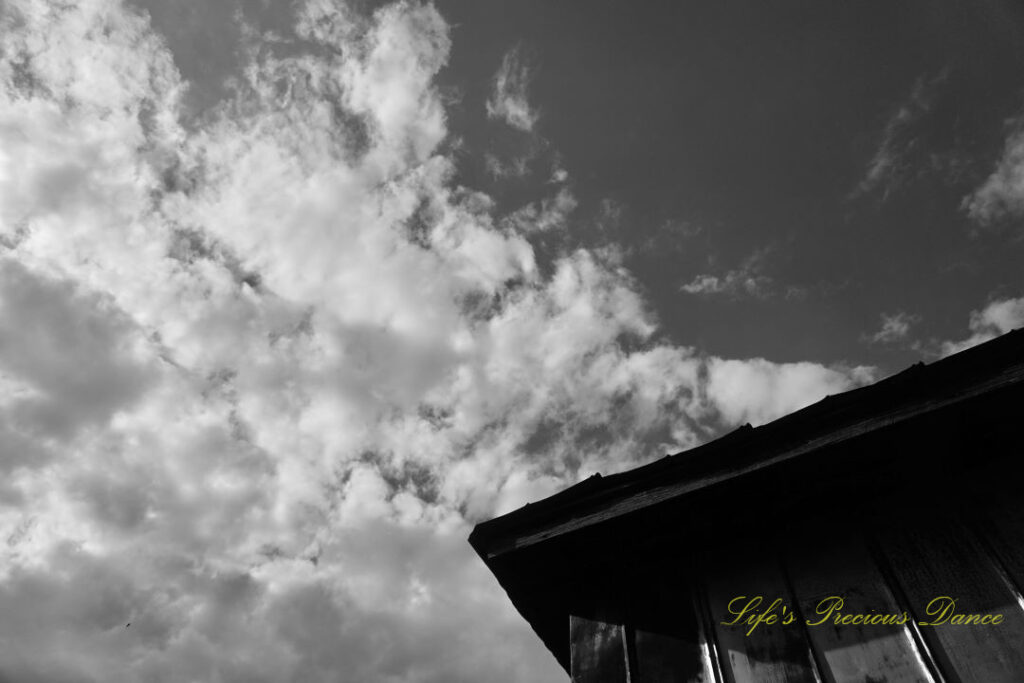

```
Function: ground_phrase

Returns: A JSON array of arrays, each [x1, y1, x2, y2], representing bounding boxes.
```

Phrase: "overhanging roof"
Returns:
[[468, 328, 1024, 672]]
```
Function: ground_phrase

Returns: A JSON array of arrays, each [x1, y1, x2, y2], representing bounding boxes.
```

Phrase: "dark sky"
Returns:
[[438, 0, 1024, 371]]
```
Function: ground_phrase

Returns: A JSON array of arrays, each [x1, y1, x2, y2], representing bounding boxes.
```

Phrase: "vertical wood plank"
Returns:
[[625, 559, 717, 683], [694, 577, 727, 683], [571, 614, 628, 683], [786, 534, 935, 683], [876, 514, 1024, 683], [704, 547, 819, 683], [633, 627, 713, 683], [976, 491, 1024, 598]]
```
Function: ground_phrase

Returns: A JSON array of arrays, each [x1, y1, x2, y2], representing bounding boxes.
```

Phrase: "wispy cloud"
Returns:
[[852, 70, 950, 200], [680, 247, 804, 300], [681, 272, 771, 298], [866, 311, 920, 344], [486, 45, 538, 132], [484, 151, 531, 179], [0, 2, 874, 681], [502, 187, 577, 235]]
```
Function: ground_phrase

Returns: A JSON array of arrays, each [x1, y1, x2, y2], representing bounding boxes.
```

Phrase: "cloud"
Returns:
[[963, 119, 1024, 229], [0, 259, 155, 456], [486, 45, 538, 132], [484, 151, 531, 179], [501, 186, 577, 235], [0, 1, 874, 681], [681, 272, 768, 298], [705, 358, 874, 428], [937, 296, 1024, 357], [852, 70, 952, 200], [866, 311, 919, 344], [680, 247, 804, 300]]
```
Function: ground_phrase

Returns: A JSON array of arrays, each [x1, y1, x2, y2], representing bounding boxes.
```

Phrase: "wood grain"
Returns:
[[976, 490, 1024, 599], [786, 533, 934, 683], [704, 547, 819, 683], [877, 515, 1024, 683], [632, 627, 713, 683], [571, 615, 628, 682]]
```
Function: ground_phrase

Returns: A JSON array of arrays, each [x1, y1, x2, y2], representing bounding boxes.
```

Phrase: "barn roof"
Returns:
[[468, 327, 1024, 672]]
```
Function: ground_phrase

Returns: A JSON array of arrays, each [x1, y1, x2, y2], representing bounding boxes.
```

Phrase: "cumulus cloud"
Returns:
[[705, 358, 874, 427], [938, 296, 1024, 357], [486, 45, 538, 132], [963, 119, 1024, 228], [0, 1, 874, 681]]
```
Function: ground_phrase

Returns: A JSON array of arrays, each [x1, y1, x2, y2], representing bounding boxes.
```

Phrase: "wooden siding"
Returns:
[[787, 534, 935, 683], [569, 500, 1024, 683], [704, 547, 819, 683]]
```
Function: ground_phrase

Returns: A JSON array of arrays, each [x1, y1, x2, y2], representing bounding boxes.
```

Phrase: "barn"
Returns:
[[469, 329, 1024, 682]]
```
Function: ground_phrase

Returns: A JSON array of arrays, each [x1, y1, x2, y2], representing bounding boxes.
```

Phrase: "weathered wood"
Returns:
[[694, 577, 727, 683], [877, 515, 1024, 683], [975, 491, 1024, 598], [632, 628, 713, 683], [619, 555, 718, 683], [785, 534, 934, 683], [571, 615, 628, 683], [704, 548, 819, 683]]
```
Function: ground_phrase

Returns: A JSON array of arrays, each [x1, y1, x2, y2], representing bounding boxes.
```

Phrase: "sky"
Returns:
[[0, 1, 1022, 681]]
